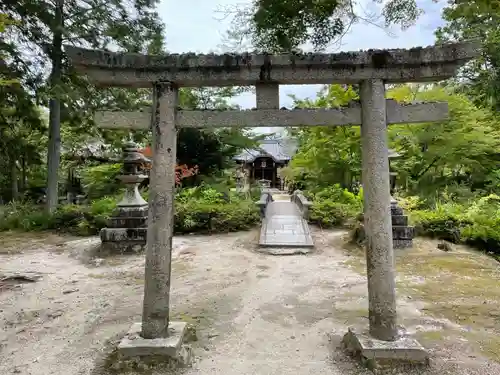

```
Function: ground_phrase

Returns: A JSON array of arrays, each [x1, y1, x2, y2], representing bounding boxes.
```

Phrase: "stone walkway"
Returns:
[[259, 195, 314, 248]]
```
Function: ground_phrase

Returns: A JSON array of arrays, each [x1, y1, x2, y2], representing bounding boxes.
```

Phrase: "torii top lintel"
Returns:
[[64, 41, 480, 88]]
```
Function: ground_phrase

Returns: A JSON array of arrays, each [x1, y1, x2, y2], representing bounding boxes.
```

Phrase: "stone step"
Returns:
[[391, 214, 408, 226], [392, 225, 414, 240]]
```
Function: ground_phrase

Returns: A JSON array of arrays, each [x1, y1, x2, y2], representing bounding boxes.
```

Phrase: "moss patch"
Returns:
[[333, 307, 368, 326], [343, 237, 500, 362]]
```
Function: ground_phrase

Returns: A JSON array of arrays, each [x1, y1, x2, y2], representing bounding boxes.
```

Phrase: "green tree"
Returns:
[[1, 0, 164, 212], [285, 84, 500, 201], [224, 0, 423, 52], [288, 84, 361, 190], [0, 13, 46, 202], [435, 0, 500, 111], [175, 87, 262, 177], [387, 84, 500, 197]]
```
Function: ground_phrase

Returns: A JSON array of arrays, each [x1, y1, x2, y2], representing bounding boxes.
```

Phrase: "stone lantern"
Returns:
[[388, 148, 400, 197], [387, 148, 414, 249], [100, 141, 150, 253]]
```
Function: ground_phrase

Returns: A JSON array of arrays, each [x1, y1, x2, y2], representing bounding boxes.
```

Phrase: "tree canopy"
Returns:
[[436, 0, 500, 111], [224, 0, 423, 52]]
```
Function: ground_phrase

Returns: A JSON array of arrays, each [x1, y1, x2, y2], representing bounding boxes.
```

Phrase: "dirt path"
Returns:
[[0, 230, 499, 375]]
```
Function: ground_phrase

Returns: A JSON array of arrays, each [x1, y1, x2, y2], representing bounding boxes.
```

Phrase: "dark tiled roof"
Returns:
[[234, 139, 297, 163]]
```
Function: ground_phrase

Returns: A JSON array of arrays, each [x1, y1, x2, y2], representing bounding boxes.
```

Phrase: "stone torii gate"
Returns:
[[66, 42, 478, 367]]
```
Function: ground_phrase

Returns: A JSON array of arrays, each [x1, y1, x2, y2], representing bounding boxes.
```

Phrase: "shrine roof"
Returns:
[[234, 139, 297, 163]]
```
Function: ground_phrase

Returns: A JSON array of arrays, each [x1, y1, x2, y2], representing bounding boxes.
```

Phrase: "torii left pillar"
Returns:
[[116, 81, 191, 366]]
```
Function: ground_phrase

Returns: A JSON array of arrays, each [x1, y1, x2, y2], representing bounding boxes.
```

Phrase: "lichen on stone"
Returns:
[[65, 41, 480, 72]]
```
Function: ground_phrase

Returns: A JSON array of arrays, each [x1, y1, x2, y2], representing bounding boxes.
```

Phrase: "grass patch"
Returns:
[[343, 237, 500, 362], [333, 307, 368, 326], [414, 329, 451, 344], [471, 333, 500, 362], [397, 239, 500, 362]]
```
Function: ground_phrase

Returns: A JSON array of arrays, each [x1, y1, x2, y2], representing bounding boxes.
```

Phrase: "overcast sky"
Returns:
[[156, 0, 444, 133]]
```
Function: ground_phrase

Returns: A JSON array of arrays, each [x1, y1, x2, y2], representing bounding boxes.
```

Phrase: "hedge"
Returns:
[[0, 187, 260, 236]]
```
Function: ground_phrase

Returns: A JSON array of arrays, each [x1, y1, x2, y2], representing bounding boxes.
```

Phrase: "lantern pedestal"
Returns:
[[100, 142, 150, 254]]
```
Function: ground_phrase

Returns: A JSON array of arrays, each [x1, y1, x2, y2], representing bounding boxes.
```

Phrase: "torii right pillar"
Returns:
[[360, 79, 398, 342], [342, 79, 428, 369]]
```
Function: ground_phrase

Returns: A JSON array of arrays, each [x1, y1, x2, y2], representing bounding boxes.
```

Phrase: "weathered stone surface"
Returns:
[[290, 190, 312, 220], [107, 205, 148, 228], [360, 79, 397, 341], [391, 214, 408, 226], [114, 322, 193, 370], [64, 42, 480, 87], [390, 205, 404, 215], [66, 42, 478, 69], [392, 226, 414, 240], [101, 227, 147, 242], [256, 192, 273, 218], [391, 199, 414, 249], [259, 201, 314, 248], [99, 142, 150, 253], [342, 329, 429, 371], [141, 82, 178, 340], [100, 227, 148, 254], [94, 100, 449, 129], [256, 247, 312, 255], [256, 83, 279, 109], [118, 322, 188, 358], [109, 216, 148, 228]]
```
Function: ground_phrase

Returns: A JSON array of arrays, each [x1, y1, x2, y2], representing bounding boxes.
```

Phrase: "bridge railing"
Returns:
[[256, 191, 274, 218], [291, 190, 312, 220]]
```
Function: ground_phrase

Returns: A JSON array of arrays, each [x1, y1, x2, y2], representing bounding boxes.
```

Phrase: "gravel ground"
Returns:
[[0, 229, 498, 375]]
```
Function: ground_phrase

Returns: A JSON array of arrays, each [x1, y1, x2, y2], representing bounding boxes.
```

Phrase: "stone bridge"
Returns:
[[257, 190, 314, 248]]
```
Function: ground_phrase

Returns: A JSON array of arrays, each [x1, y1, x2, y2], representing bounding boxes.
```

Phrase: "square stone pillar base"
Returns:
[[100, 227, 147, 254], [341, 328, 429, 371], [113, 322, 192, 371]]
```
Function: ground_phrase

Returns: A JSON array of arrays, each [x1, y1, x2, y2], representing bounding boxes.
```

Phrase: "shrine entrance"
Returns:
[[65, 41, 479, 366], [253, 157, 276, 186]]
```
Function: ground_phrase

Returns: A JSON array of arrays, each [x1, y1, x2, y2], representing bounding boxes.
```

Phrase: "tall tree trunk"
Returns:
[[45, 0, 64, 213], [11, 162, 18, 201], [21, 155, 26, 192]]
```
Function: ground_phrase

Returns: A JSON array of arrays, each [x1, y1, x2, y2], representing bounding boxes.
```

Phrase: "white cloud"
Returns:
[[158, 0, 445, 132]]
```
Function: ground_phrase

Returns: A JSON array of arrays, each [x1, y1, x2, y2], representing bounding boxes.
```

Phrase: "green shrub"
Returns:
[[175, 200, 259, 233], [410, 209, 467, 243], [0, 185, 260, 236], [461, 216, 500, 255], [313, 184, 363, 206], [48, 204, 88, 232], [310, 200, 360, 227], [307, 185, 362, 228], [460, 195, 500, 255], [409, 196, 500, 256], [176, 185, 227, 205], [80, 163, 124, 199], [397, 195, 426, 211], [0, 202, 48, 231]]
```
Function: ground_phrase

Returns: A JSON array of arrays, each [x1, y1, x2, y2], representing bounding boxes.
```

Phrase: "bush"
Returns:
[[0, 202, 48, 231], [308, 185, 362, 228], [410, 209, 467, 243], [310, 200, 360, 227], [409, 195, 500, 256], [80, 163, 124, 199], [0, 185, 260, 236], [313, 184, 363, 206], [175, 200, 259, 233]]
